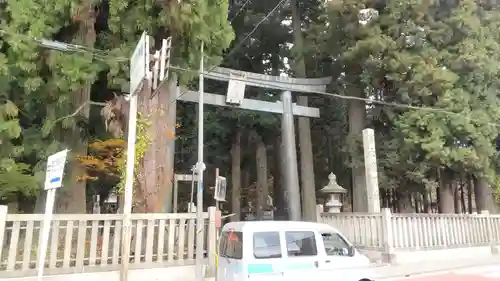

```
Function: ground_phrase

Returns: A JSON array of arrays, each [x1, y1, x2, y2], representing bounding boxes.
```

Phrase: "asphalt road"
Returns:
[[382, 265, 500, 281]]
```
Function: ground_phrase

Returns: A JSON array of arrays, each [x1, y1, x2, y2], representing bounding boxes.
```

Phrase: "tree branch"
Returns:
[[53, 100, 107, 124]]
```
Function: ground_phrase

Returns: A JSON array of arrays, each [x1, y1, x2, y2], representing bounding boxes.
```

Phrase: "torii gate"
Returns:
[[168, 66, 331, 220]]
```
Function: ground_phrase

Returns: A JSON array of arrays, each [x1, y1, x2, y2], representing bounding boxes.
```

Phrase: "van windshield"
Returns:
[[321, 232, 351, 256]]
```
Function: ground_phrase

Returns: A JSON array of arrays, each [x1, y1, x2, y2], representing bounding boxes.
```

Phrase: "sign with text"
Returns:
[[130, 31, 149, 95], [214, 176, 227, 202], [44, 149, 69, 190], [225, 73, 246, 105]]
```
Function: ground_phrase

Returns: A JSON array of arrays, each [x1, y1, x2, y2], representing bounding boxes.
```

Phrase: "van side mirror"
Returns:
[[347, 245, 355, 256]]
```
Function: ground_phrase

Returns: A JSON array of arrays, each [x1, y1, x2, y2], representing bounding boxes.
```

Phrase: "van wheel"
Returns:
[[359, 279, 373, 281]]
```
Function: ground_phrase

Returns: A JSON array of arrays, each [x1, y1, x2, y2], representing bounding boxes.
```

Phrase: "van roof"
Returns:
[[221, 220, 339, 233]]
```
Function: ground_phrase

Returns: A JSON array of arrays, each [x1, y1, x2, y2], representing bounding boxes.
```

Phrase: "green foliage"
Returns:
[[0, 0, 235, 210], [290, 0, 499, 212], [104, 0, 234, 88], [0, 163, 38, 199], [116, 112, 151, 193]]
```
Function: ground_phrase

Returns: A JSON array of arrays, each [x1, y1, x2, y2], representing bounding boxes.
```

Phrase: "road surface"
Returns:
[[383, 265, 500, 281]]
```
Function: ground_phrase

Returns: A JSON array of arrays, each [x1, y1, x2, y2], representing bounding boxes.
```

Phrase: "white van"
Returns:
[[217, 221, 374, 281]]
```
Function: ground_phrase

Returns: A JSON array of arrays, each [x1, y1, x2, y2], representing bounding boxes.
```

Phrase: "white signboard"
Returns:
[[44, 149, 69, 190], [226, 73, 246, 105], [214, 176, 227, 202], [130, 31, 149, 95]]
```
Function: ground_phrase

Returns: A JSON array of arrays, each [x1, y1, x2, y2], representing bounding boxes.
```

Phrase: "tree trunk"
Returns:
[[256, 135, 268, 219], [467, 174, 473, 213], [270, 51, 286, 220], [161, 80, 177, 212], [422, 189, 431, 213], [56, 2, 96, 213], [291, 0, 316, 221], [460, 180, 466, 214], [273, 136, 286, 220], [438, 169, 454, 213], [413, 193, 420, 213], [396, 190, 413, 213], [474, 176, 497, 213], [241, 165, 250, 218], [453, 180, 461, 214], [133, 79, 151, 213], [34, 191, 46, 214], [231, 130, 242, 221]]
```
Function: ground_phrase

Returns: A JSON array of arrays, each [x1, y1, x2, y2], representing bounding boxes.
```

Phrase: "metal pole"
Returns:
[[281, 91, 301, 221], [173, 177, 178, 213], [37, 188, 56, 281], [195, 42, 206, 281], [189, 165, 196, 212], [215, 168, 220, 211], [120, 82, 139, 281]]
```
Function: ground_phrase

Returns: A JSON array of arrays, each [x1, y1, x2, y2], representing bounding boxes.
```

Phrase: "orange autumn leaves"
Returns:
[[167, 123, 181, 138], [76, 123, 180, 182]]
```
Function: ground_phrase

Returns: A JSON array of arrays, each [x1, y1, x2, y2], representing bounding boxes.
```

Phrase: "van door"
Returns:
[[317, 232, 371, 280], [218, 230, 244, 281], [281, 230, 320, 280], [247, 231, 284, 281]]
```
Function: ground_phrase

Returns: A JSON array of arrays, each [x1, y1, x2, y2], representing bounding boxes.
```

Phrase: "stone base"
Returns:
[[360, 246, 497, 265], [381, 252, 396, 264], [491, 245, 499, 255]]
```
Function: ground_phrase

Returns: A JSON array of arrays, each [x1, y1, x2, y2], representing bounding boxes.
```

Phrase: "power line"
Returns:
[[223, 0, 288, 64], [167, 66, 500, 128], [1, 26, 499, 129], [229, 0, 252, 22], [151, 0, 289, 101], [0, 0, 287, 99], [171, 0, 289, 103]]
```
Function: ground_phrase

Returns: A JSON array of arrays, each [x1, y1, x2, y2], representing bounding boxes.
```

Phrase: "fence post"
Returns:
[[315, 204, 323, 223], [0, 205, 8, 260], [381, 208, 395, 263], [480, 210, 497, 255], [207, 206, 217, 277]]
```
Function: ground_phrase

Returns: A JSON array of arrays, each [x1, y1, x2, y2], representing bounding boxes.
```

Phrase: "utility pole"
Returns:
[[121, 31, 148, 281], [195, 42, 206, 281]]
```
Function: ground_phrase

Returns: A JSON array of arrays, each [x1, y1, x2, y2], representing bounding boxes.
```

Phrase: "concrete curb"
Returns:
[[371, 256, 500, 279]]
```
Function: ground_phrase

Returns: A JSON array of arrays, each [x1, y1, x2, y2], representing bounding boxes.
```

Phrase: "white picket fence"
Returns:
[[1, 204, 500, 277], [0, 206, 217, 277], [319, 207, 500, 255]]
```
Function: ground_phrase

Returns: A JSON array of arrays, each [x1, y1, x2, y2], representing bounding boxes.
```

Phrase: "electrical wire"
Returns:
[[223, 0, 288, 67], [229, 0, 252, 23], [1, 22, 499, 129], [167, 66, 500, 128], [149, 0, 289, 100], [1, 0, 287, 100], [168, 0, 289, 103]]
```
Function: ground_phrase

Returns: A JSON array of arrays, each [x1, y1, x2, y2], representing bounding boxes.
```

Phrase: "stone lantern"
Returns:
[[319, 173, 347, 213]]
